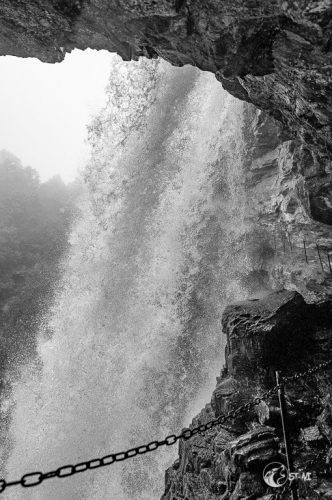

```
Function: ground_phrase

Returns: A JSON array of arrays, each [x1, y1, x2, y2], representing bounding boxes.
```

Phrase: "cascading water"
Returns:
[[2, 57, 250, 499]]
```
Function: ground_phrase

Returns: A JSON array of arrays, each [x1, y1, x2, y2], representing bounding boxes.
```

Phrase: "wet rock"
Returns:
[[222, 290, 318, 377], [214, 428, 238, 454], [317, 396, 332, 442], [229, 472, 266, 500], [300, 425, 324, 447], [238, 102, 332, 304], [212, 377, 240, 416], [162, 290, 332, 499], [228, 426, 279, 471], [310, 182, 332, 226]]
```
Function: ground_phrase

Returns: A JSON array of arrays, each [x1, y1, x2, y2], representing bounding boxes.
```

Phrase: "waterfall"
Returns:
[[2, 57, 248, 499]]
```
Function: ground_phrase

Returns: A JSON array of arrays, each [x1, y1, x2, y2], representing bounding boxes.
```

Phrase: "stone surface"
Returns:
[[228, 426, 279, 470], [241, 105, 332, 303], [161, 290, 332, 499], [222, 289, 332, 377]]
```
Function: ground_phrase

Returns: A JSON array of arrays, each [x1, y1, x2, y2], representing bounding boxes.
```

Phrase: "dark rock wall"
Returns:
[[162, 291, 332, 499]]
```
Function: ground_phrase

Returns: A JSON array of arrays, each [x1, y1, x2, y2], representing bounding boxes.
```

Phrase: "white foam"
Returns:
[[3, 58, 248, 500]]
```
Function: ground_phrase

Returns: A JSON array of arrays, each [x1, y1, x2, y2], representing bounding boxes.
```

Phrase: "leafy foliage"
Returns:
[[0, 150, 77, 380]]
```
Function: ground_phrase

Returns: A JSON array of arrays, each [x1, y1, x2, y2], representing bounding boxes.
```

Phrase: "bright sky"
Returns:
[[0, 49, 113, 183]]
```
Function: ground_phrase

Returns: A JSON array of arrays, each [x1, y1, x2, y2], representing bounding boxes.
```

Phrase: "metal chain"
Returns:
[[0, 386, 278, 493], [1, 359, 331, 494], [283, 359, 332, 383]]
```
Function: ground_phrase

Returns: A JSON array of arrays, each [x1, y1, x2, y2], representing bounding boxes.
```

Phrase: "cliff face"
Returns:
[[162, 290, 332, 500], [241, 105, 332, 303]]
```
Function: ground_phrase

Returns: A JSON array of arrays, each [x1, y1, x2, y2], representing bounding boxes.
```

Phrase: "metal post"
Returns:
[[316, 244, 324, 272], [303, 239, 308, 264], [275, 371, 298, 500], [327, 251, 332, 274], [226, 329, 231, 354]]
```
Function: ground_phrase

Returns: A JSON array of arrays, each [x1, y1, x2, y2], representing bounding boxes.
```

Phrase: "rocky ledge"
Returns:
[[162, 290, 332, 499]]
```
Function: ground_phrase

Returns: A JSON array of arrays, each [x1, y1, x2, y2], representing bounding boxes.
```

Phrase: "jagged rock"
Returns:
[[214, 428, 238, 454], [317, 396, 332, 443], [229, 472, 266, 500], [227, 426, 279, 471], [256, 400, 271, 426], [162, 291, 332, 499], [212, 377, 240, 416], [222, 290, 313, 377], [222, 290, 332, 379], [239, 103, 332, 303], [310, 182, 332, 226]]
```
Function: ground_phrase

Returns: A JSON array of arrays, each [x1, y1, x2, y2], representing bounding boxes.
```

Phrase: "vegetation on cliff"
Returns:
[[0, 150, 77, 385]]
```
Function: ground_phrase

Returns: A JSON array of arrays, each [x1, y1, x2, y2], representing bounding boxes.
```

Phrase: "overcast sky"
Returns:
[[0, 49, 113, 183]]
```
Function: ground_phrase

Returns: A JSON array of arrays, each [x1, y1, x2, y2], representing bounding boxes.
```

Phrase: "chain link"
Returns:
[[0, 386, 277, 493], [283, 359, 332, 383], [1, 359, 331, 494]]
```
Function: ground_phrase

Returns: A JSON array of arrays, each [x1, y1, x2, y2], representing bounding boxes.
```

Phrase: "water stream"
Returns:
[[2, 57, 249, 500]]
